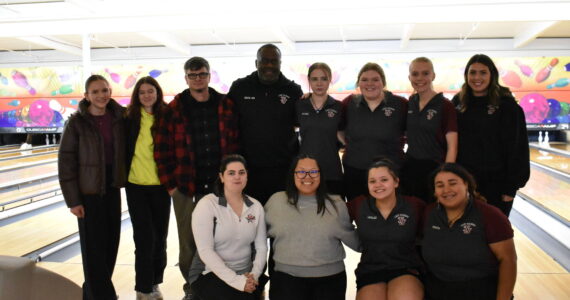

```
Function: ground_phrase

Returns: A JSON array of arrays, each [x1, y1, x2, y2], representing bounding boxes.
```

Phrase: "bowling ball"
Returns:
[[519, 93, 548, 123], [559, 102, 570, 116], [547, 99, 561, 118], [556, 115, 570, 123], [29, 100, 54, 126], [542, 117, 560, 124], [51, 111, 63, 126]]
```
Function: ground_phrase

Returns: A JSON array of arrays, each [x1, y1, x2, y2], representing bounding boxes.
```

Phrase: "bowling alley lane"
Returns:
[[0, 152, 57, 170], [0, 146, 58, 159], [0, 203, 77, 257], [519, 166, 570, 223], [550, 142, 570, 153], [530, 147, 570, 175], [0, 196, 128, 257], [0, 162, 57, 188]]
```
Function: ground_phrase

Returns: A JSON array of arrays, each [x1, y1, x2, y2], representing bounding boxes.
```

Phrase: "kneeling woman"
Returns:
[[349, 158, 425, 300], [191, 155, 267, 300], [422, 163, 516, 300], [265, 154, 360, 300]]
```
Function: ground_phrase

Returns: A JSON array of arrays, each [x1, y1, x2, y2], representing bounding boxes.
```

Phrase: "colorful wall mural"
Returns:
[[1, 55, 569, 133]]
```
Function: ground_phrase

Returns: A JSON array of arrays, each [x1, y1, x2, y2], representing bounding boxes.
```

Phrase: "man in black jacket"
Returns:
[[228, 44, 303, 204]]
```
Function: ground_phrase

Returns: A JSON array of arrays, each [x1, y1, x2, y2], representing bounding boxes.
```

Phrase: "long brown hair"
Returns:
[[458, 54, 511, 112], [126, 76, 167, 136]]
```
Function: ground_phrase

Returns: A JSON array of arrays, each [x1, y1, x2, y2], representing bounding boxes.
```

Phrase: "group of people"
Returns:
[[58, 43, 530, 300]]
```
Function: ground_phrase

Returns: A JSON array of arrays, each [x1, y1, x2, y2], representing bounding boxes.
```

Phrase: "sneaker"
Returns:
[[151, 285, 164, 300], [136, 291, 153, 300]]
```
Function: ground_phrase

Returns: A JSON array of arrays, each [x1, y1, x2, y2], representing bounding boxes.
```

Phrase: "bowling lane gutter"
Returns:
[[530, 161, 570, 183], [0, 145, 58, 156], [530, 144, 570, 158]]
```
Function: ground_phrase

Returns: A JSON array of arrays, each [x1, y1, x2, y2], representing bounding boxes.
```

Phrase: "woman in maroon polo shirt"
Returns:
[[401, 57, 457, 202], [422, 163, 517, 300]]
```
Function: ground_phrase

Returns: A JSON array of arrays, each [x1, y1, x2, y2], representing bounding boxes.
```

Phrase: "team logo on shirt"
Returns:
[[487, 104, 499, 115], [382, 107, 395, 117], [426, 109, 437, 120], [460, 222, 476, 234], [278, 94, 290, 104], [246, 214, 256, 223], [367, 215, 378, 220], [394, 213, 409, 226], [244, 96, 256, 100], [325, 108, 337, 118]]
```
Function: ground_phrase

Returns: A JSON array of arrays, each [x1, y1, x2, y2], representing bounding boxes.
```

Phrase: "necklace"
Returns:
[[310, 97, 325, 113], [447, 209, 465, 227]]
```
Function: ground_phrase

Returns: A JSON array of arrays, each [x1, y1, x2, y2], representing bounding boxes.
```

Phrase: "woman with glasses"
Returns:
[[264, 154, 360, 300], [348, 157, 424, 300]]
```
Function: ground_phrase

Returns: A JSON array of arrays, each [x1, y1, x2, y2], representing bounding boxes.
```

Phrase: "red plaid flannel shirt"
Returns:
[[154, 89, 239, 196]]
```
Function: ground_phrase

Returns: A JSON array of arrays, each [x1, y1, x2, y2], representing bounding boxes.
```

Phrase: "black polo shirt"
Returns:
[[422, 199, 513, 282], [340, 92, 407, 170], [406, 93, 457, 163], [296, 96, 343, 181], [228, 72, 302, 168], [349, 195, 424, 276]]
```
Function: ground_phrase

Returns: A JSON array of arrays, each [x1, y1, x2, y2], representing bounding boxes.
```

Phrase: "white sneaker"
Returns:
[[136, 291, 153, 300], [151, 285, 164, 300]]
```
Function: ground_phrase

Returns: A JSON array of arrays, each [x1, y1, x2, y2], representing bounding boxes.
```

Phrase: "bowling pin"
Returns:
[[535, 58, 559, 83], [544, 131, 550, 145], [45, 134, 49, 145], [49, 99, 72, 119], [11, 70, 36, 95], [500, 69, 522, 88], [105, 68, 121, 83], [538, 131, 543, 144], [546, 78, 570, 89], [514, 60, 533, 77], [124, 69, 141, 89]]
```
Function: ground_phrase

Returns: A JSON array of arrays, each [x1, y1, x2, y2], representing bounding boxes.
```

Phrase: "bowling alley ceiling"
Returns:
[[1, 0, 570, 60]]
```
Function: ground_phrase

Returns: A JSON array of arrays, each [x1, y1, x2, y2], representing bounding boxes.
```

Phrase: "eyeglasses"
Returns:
[[186, 72, 210, 80], [295, 169, 320, 179]]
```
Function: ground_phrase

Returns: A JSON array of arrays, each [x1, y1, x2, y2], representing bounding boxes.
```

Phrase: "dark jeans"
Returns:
[[78, 186, 121, 300], [269, 270, 347, 300], [192, 272, 263, 300], [125, 182, 171, 293], [343, 165, 368, 202], [171, 189, 196, 294]]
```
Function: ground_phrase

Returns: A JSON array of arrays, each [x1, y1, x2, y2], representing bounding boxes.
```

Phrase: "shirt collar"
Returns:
[[217, 195, 254, 207]]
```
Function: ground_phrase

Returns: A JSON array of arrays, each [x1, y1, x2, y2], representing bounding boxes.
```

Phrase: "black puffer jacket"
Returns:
[[58, 98, 126, 207]]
